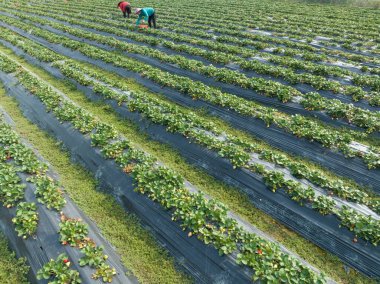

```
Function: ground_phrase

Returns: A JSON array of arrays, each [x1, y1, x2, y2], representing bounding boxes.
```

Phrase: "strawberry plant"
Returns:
[[263, 171, 286, 192], [78, 241, 117, 282], [90, 124, 118, 147], [7, 144, 46, 174], [92, 263, 116, 283], [338, 206, 380, 245], [364, 152, 380, 170], [288, 163, 308, 179], [28, 175, 66, 211], [286, 183, 315, 205], [0, 163, 25, 208], [59, 215, 89, 247], [312, 196, 336, 215], [101, 140, 130, 159], [79, 245, 107, 268], [12, 202, 39, 239], [37, 254, 81, 284]]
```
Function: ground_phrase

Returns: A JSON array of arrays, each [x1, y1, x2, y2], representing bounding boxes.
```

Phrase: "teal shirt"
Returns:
[[136, 8, 155, 26]]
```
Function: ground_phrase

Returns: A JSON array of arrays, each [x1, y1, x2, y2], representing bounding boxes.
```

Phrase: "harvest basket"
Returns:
[[138, 24, 149, 29]]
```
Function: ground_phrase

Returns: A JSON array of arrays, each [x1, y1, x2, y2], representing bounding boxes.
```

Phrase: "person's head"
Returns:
[[135, 8, 142, 14], [117, 1, 123, 8]]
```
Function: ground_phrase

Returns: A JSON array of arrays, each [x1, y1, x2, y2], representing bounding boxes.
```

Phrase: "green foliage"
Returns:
[[0, 233, 29, 284], [28, 175, 66, 211], [59, 216, 89, 247], [12, 202, 39, 239], [1, 2, 379, 282], [37, 254, 81, 284]]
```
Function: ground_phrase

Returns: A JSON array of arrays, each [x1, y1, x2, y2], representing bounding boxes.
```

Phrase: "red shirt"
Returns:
[[118, 1, 130, 13]]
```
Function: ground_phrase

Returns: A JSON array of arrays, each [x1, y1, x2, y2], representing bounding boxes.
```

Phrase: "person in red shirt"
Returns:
[[117, 1, 131, 18]]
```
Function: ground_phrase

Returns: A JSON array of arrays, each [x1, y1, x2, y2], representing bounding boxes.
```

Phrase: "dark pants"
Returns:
[[123, 5, 131, 18], [148, 13, 156, 28]]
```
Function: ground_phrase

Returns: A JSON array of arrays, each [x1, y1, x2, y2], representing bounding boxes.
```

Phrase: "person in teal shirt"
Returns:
[[135, 7, 156, 28]]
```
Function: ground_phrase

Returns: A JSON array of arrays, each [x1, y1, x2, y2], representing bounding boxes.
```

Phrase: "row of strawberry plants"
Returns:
[[254, 6, 378, 28], [232, 18, 376, 52], [50, 59, 380, 246], [113, 1, 376, 62], [71, 2, 380, 66], [2, 11, 304, 103], [0, 115, 117, 282], [26, 1, 380, 69], [4, 11, 380, 134], [239, 17, 378, 52], [55, 59, 380, 214], [0, 52, 326, 283], [0, 21, 377, 168], [152, 1, 379, 40], [244, 14, 378, 42], [150, 2, 379, 52], [37, 1, 378, 81], [6, 24, 374, 216], [163, 18, 380, 67], [69, 0, 379, 52], [150, 5, 380, 65], [9, 38, 377, 246], [79, 0, 380, 36], [35, 0, 378, 70], [159, 16, 379, 75], [12, 7, 380, 107], [236, 5, 379, 37], [20, 5, 324, 62], [33, 10, 379, 92]]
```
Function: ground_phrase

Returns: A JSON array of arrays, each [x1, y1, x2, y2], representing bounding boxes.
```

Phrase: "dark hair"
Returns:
[[117, 1, 123, 7]]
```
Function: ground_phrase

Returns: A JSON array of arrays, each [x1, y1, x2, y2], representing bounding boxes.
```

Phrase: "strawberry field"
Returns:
[[0, 0, 379, 283]]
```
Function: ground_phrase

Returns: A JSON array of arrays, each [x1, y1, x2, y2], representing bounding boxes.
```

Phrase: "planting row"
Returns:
[[153, 1, 379, 39], [21, 0, 380, 76], [0, 51, 326, 283], [0, 114, 122, 283], [58, 0, 379, 51], [2, 28, 379, 249], [3, 31, 380, 280], [52, 58, 380, 246], [0, 18, 378, 170], [28, 1, 380, 71], [10, 6, 380, 109], [95, 0, 380, 65], [146, 1, 380, 54]]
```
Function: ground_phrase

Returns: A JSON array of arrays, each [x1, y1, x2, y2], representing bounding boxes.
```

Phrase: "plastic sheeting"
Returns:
[[1, 70, 380, 279], [0, 118, 138, 284], [2, 11, 378, 123], [32, 18, 380, 119], [247, 29, 380, 63], [0, 28, 378, 192], [0, 71, 253, 284]]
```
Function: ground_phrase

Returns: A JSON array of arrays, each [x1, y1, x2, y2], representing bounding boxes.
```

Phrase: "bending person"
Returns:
[[135, 7, 156, 28], [117, 1, 131, 18]]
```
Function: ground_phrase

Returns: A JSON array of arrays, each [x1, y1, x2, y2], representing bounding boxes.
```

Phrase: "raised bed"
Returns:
[[1, 65, 379, 279]]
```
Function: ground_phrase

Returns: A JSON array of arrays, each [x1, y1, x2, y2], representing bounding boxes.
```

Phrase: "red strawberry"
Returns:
[[256, 249, 263, 255], [63, 258, 69, 263]]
